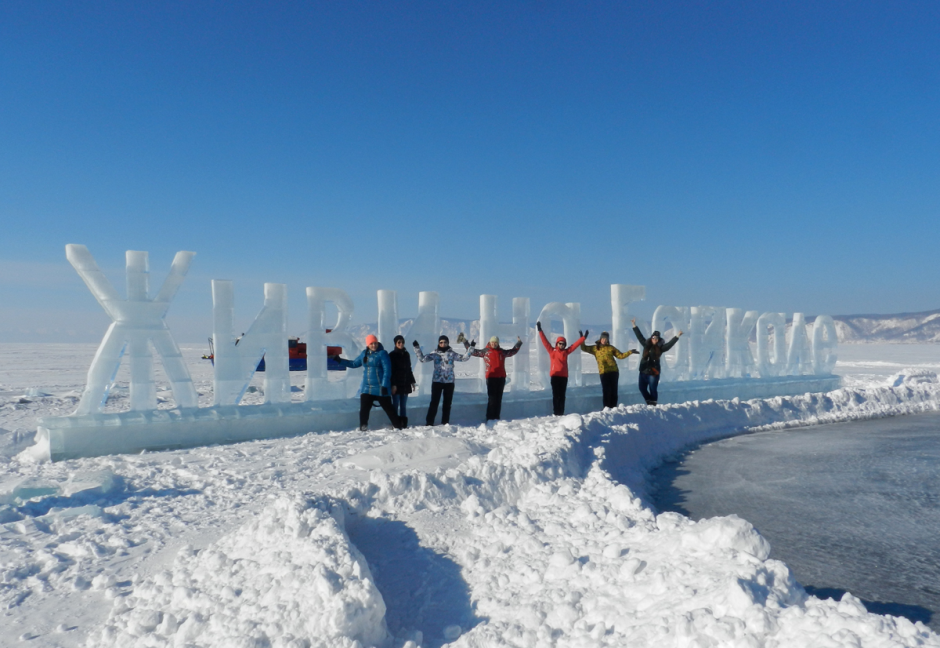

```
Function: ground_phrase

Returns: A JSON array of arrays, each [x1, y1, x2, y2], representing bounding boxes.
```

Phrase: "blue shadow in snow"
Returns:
[[346, 516, 482, 647]]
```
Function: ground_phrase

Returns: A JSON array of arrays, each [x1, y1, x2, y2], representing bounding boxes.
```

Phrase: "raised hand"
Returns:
[[412, 340, 420, 348], [536, 321, 542, 331]]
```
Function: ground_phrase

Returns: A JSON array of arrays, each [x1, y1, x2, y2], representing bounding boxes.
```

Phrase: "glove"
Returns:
[[330, 355, 340, 363], [469, 340, 476, 347], [381, 387, 388, 396], [578, 330, 583, 338], [536, 321, 542, 331], [456, 332, 466, 344], [584, 329, 589, 339], [412, 340, 420, 348]]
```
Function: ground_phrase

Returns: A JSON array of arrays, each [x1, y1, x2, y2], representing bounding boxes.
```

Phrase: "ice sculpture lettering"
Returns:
[[66, 245, 198, 414]]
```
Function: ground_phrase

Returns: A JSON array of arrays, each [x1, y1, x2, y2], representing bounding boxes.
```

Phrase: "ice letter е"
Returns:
[[66, 244, 198, 414]]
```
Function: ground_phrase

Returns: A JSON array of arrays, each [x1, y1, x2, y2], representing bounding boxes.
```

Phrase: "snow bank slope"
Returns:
[[76, 372, 940, 648], [92, 495, 387, 648]]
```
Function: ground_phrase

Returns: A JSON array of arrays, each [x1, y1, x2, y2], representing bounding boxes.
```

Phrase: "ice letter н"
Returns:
[[611, 284, 646, 371], [757, 312, 787, 377], [786, 313, 813, 376], [812, 315, 839, 375], [535, 301, 583, 387], [405, 291, 440, 396], [652, 306, 691, 380], [211, 281, 289, 406], [725, 308, 759, 378], [305, 287, 362, 401], [66, 245, 198, 414]]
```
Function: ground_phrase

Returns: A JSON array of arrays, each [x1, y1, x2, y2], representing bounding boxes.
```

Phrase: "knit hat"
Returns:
[[556, 336, 567, 345], [393, 334, 405, 344], [490, 336, 500, 346], [365, 334, 378, 345], [438, 335, 449, 344], [651, 331, 662, 339], [600, 331, 610, 340]]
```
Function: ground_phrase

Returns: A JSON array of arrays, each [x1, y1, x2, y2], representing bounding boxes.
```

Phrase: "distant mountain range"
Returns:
[[827, 309, 940, 344], [344, 309, 940, 346]]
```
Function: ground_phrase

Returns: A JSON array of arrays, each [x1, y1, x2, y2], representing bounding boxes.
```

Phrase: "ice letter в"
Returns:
[[66, 245, 198, 414]]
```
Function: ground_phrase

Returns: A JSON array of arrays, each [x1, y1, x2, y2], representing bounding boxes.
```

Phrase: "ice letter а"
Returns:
[[66, 245, 199, 414]]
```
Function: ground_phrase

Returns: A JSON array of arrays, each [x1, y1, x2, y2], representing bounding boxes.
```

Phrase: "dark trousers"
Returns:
[[639, 372, 660, 404], [600, 371, 620, 409], [427, 382, 455, 425], [360, 394, 401, 428], [391, 392, 408, 418], [486, 377, 507, 420], [550, 375, 568, 415]]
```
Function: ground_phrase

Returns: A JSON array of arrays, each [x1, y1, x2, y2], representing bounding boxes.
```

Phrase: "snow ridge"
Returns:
[[79, 373, 940, 647]]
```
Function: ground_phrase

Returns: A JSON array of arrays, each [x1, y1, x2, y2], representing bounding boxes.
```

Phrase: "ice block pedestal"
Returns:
[[36, 374, 841, 461]]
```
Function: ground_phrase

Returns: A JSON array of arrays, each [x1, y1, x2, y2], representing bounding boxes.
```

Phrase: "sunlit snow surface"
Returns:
[[1, 343, 939, 647]]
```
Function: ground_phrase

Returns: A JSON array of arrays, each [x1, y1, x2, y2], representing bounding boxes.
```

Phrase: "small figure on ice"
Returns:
[[580, 331, 637, 409], [332, 334, 403, 431], [414, 335, 475, 426], [537, 321, 586, 416], [632, 318, 682, 406], [388, 335, 417, 428], [469, 335, 523, 421]]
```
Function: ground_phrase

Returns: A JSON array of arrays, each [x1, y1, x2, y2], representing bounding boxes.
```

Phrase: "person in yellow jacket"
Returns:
[[580, 331, 638, 409]]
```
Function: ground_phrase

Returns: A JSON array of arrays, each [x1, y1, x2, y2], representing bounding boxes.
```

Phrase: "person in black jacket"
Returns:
[[632, 318, 682, 406], [388, 335, 417, 427]]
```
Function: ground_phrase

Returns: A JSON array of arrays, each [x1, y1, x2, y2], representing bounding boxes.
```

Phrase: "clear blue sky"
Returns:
[[1, 2, 938, 342]]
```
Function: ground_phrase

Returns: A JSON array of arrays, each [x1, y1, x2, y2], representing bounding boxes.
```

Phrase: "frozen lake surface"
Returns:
[[651, 411, 940, 629]]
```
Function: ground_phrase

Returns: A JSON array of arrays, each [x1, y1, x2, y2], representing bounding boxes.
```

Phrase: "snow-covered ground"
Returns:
[[2, 343, 940, 647]]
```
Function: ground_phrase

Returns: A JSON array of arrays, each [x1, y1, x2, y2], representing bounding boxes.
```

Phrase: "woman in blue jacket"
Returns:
[[334, 334, 403, 431]]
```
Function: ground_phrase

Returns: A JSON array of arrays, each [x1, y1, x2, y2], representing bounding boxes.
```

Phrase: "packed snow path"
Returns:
[[2, 345, 940, 646]]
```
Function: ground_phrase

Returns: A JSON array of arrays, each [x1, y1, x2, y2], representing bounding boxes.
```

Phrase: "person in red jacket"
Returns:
[[537, 321, 587, 415], [469, 335, 523, 421]]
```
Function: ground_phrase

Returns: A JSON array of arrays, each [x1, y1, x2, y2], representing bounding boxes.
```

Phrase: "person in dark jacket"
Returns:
[[632, 318, 682, 406], [388, 334, 417, 427], [333, 334, 402, 430], [469, 335, 523, 421], [537, 321, 586, 415]]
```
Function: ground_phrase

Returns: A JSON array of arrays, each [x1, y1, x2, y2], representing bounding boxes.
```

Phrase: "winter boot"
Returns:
[[645, 399, 655, 405], [359, 425, 368, 431], [402, 416, 408, 428]]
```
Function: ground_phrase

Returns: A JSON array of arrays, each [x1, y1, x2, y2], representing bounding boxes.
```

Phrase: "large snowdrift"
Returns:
[[1, 349, 939, 646]]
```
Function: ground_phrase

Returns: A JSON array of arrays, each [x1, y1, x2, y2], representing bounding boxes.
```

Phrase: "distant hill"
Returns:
[[828, 309, 940, 344]]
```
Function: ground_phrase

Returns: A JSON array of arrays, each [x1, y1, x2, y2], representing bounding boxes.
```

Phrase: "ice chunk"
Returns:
[[211, 280, 290, 405], [812, 314, 839, 375], [65, 244, 198, 414], [305, 286, 363, 400], [757, 312, 787, 377], [404, 291, 440, 396], [786, 313, 813, 375]]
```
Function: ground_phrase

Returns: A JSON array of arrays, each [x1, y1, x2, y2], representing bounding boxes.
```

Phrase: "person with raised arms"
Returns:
[[580, 331, 638, 409], [536, 321, 587, 416], [332, 334, 402, 431], [469, 335, 523, 421], [414, 335, 475, 426], [632, 318, 682, 406]]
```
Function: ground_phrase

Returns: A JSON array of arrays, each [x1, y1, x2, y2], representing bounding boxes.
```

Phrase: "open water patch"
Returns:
[[649, 411, 940, 629]]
